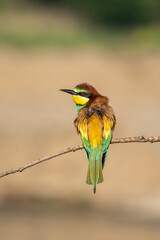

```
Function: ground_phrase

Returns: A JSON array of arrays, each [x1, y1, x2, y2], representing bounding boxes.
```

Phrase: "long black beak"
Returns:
[[59, 89, 77, 95]]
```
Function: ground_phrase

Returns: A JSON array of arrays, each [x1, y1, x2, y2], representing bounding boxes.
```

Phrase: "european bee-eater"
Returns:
[[60, 83, 116, 193]]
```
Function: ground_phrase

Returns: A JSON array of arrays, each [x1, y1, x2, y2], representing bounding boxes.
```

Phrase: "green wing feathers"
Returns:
[[102, 130, 112, 168]]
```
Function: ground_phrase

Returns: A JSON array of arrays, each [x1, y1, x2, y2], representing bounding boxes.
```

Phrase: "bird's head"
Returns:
[[60, 83, 99, 111]]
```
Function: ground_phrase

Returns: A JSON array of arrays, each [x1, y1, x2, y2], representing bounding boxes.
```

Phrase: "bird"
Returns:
[[60, 83, 116, 193]]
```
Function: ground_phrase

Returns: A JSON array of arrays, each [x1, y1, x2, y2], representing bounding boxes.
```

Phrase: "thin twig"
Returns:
[[0, 136, 159, 179]]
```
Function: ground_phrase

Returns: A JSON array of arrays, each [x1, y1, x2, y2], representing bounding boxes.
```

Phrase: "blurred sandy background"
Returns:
[[0, 1, 160, 239]]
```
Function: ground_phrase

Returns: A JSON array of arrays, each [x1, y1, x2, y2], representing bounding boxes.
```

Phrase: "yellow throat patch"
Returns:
[[72, 95, 89, 105]]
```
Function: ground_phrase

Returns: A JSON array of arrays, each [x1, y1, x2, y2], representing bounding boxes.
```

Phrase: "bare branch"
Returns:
[[0, 136, 159, 179], [110, 136, 160, 144]]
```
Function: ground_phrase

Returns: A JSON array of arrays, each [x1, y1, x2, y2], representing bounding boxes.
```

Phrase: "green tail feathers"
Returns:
[[86, 148, 104, 194], [91, 157, 99, 194]]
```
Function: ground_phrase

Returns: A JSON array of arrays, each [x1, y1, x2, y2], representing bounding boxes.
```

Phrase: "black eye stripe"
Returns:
[[79, 92, 92, 98], [79, 92, 86, 96]]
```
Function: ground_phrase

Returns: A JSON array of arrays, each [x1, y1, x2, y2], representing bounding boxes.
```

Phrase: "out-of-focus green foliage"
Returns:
[[0, 0, 4, 11], [31, 0, 159, 26], [0, 25, 159, 49]]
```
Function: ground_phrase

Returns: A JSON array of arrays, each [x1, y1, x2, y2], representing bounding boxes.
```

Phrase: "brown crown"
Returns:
[[75, 83, 100, 96]]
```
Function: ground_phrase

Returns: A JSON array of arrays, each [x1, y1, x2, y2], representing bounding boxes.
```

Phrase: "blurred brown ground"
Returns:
[[0, 9, 160, 240]]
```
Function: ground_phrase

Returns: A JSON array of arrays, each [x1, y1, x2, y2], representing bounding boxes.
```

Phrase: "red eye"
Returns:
[[82, 92, 87, 96]]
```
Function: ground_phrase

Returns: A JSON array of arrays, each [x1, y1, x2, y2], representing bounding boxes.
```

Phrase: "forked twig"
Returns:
[[0, 136, 159, 179]]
